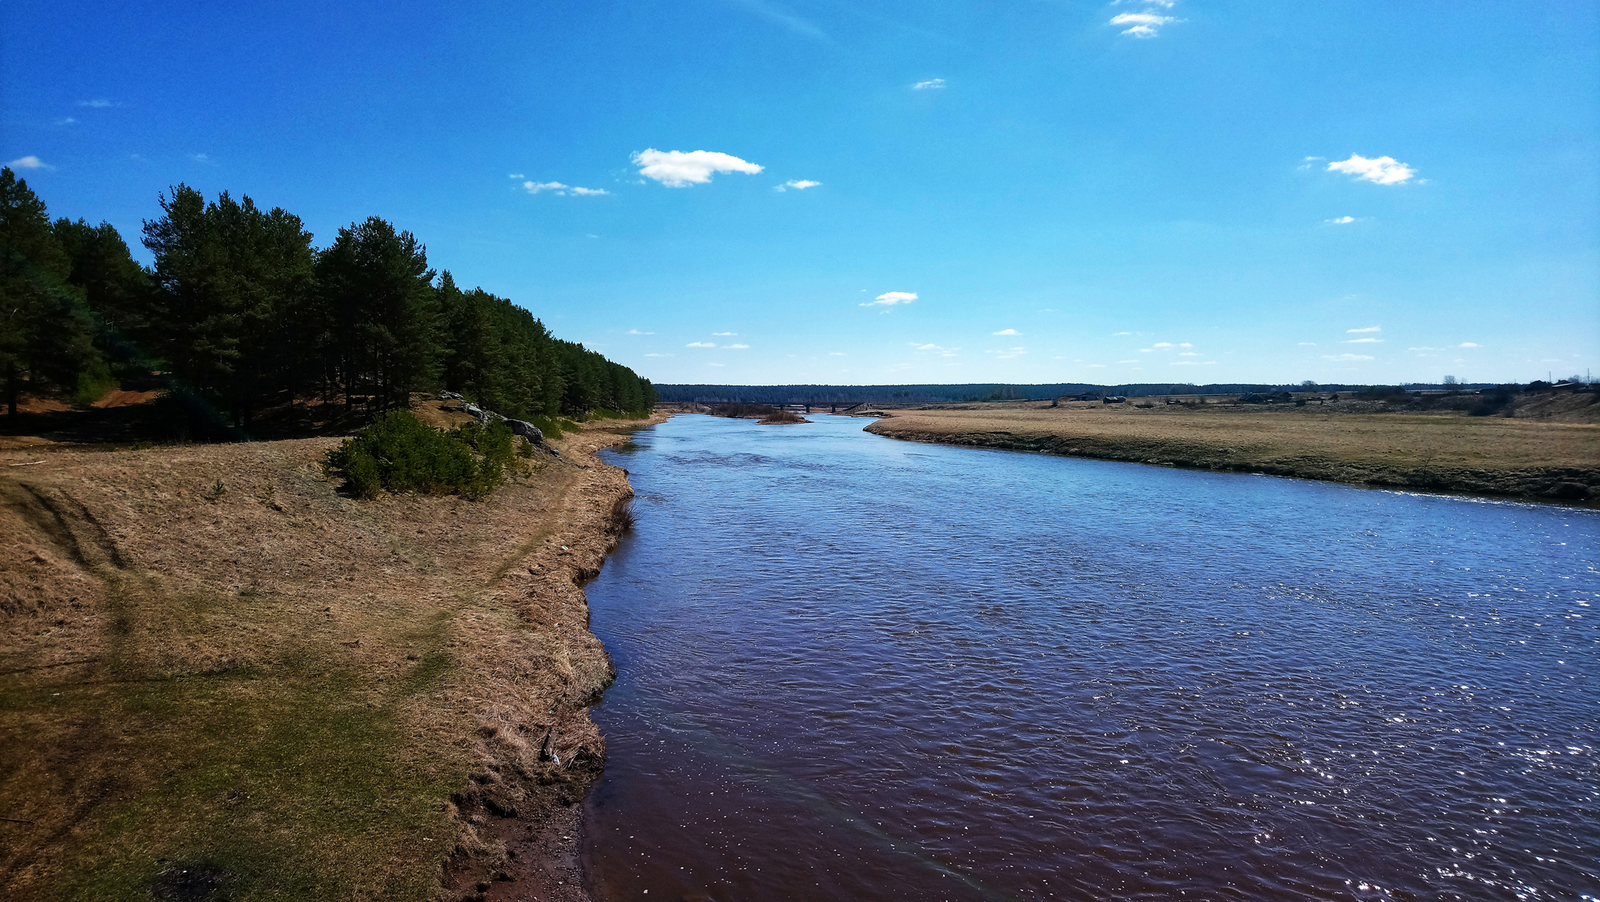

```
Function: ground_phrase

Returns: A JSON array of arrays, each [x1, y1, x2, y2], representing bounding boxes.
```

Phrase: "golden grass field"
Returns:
[[1, 404, 663, 901], [865, 396, 1600, 502]]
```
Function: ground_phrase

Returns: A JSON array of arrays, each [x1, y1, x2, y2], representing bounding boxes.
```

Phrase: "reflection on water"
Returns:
[[581, 414, 1599, 901]]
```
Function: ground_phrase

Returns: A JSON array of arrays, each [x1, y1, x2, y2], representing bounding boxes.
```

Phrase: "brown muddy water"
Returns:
[[580, 414, 1598, 901]]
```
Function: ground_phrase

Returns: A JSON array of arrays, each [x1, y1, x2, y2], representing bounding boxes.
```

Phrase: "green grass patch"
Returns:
[[16, 664, 463, 902]]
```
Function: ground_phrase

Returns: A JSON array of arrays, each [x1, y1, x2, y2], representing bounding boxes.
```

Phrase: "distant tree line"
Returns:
[[656, 383, 1371, 404], [0, 168, 656, 425]]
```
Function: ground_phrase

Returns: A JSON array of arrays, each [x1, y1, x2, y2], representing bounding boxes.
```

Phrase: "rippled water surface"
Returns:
[[580, 414, 1598, 901]]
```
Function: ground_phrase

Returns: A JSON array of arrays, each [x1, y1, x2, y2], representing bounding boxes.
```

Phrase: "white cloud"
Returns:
[[1179, 342, 1192, 348], [774, 179, 821, 192], [987, 346, 1026, 359], [632, 148, 762, 187], [725, 343, 750, 349], [1171, 360, 1215, 366], [687, 341, 716, 348], [912, 78, 946, 90], [78, 99, 113, 108], [1344, 338, 1383, 344], [911, 342, 959, 357], [993, 328, 1020, 336], [1459, 342, 1479, 348], [713, 332, 737, 336], [55, 117, 76, 126], [1327, 154, 1416, 185], [1347, 325, 1381, 333], [1323, 353, 1374, 361], [189, 153, 215, 165], [626, 329, 654, 335], [1152, 341, 1174, 348], [1113, 331, 1132, 336], [1118, 359, 1141, 364], [1086, 363, 1105, 368], [708, 362, 725, 367], [863, 291, 917, 306], [6, 155, 52, 170], [1111, 12, 1178, 37], [522, 180, 608, 196], [509, 172, 525, 179], [1179, 351, 1198, 357], [1139, 348, 1154, 353], [1325, 216, 1357, 225]]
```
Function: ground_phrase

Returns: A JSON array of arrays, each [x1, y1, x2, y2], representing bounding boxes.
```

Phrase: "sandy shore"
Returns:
[[0, 408, 666, 901], [865, 404, 1600, 502]]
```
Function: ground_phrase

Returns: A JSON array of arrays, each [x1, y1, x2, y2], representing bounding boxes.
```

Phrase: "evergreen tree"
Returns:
[[142, 185, 315, 425], [317, 217, 439, 411], [0, 168, 103, 414]]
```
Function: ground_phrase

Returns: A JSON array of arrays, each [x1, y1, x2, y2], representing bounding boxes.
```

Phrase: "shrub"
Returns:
[[324, 411, 518, 500]]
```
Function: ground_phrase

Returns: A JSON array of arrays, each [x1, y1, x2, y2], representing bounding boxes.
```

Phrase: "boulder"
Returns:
[[507, 420, 544, 443]]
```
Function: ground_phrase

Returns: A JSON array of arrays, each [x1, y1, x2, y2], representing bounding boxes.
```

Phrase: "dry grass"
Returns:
[[865, 401, 1600, 501], [0, 403, 668, 901]]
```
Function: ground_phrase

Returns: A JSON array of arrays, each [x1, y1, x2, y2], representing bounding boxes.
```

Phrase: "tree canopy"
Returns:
[[0, 169, 656, 427]]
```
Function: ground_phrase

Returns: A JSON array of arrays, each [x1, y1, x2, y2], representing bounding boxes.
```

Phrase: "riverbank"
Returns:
[[0, 405, 665, 901], [864, 405, 1600, 502]]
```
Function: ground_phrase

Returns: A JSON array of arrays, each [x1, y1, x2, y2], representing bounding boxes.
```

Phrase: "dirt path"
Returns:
[[0, 413, 667, 901]]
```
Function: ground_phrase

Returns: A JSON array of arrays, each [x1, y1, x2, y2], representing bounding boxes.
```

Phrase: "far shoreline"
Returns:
[[861, 403, 1599, 506]]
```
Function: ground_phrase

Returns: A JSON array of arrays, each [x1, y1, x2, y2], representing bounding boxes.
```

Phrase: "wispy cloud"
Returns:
[[1299, 342, 1317, 346], [521, 179, 608, 196], [993, 328, 1020, 336], [644, 353, 673, 357], [1348, 326, 1381, 333], [189, 153, 215, 165], [986, 346, 1026, 359], [1327, 154, 1417, 185], [774, 179, 821, 192], [54, 117, 77, 126], [77, 99, 113, 108], [862, 291, 917, 306], [912, 78, 946, 90], [633, 148, 762, 187], [725, 343, 750, 349], [828, 352, 846, 356], [625, 329, 655, 335], [1325, 216, 1358, 225], [1324, 353, 1374, 361], [1112, 331, 1133, 336], [1459, 342, 1479, 348], [911, 342, 959, 357], [1344, 338, 1383, 344], [713, 332, 738, 336], [1152, 341, 1174, 349], [687, 341, 717, 348], [1110, 11, 1179, 38], [1171, 360, 1215, 366], [720, 0, 827, 41], [6, 155, 53, 170]]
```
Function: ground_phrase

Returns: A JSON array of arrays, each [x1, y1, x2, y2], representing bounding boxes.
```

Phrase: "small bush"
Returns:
[[324, 411, 518, 500]]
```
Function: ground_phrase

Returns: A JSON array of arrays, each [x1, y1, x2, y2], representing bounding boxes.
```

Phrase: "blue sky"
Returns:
[[4, 0, 1597, 386]]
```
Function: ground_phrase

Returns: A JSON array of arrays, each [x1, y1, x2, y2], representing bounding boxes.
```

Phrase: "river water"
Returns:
[[579, 414, 1598, 901]]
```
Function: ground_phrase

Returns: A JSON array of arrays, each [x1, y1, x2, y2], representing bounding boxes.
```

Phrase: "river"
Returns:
[[579, 413, 1598, 901]]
